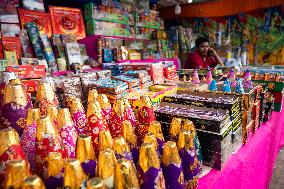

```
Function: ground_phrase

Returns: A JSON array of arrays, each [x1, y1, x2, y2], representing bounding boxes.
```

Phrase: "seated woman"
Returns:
[[185, 37, 224, 69]]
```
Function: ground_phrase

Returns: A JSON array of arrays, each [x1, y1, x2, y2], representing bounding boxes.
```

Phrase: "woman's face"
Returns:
[[197, 42, 210, 56]]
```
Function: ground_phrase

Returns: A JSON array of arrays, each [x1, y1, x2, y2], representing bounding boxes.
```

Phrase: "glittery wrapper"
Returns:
[[46, 106, 58, 128], [35, 116, 67, 174], [98, 131, 113, 151], [58, 108, 78, 158], [169, 118, 182, 141], [64, 159, 87, 189], [114, 159, 139, 189], [108, 100, 126, 138], [0, 128, 27, 173], [123, 98, 137, 128], [137, 166, 166, 189], [1, 84, 32, 136], [98, 94, 112, 121], [36, 82, 59, 114], [21, 108, 40, 173], [2, 160, 30, 189], [113, 136, 133, 161], [20, 175, 46, 189], [87, 177, 108, 189], [88, 89, 99, 103], [148, 121, 165, 155], [96, 149, 117, 188]]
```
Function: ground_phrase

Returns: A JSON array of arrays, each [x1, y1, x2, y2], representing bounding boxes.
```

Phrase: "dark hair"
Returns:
[[195, 37, 210, 48]]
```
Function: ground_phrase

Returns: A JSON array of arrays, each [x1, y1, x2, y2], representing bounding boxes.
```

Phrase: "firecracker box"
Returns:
[[21, 79, 40, 96], [6, 65, 46, 79]]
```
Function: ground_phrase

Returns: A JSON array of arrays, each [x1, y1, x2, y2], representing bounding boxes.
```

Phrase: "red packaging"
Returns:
[[2, 36, 23, 59], [21, 79, 40, 95], [6, 65, 46, 79], [272, 91, 283, 103], [0, 42, 3, 59], [49, 6, 86, 40], [18, 8, 52, 37]]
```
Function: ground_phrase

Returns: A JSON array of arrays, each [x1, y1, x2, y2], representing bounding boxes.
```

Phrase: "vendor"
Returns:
[[185, 37, 224, 69]]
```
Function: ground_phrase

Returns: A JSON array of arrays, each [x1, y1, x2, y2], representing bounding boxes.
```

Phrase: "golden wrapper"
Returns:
[[87, 101, 103, 119], [58, 108, 73, 129], [0, 128, 21, 157], [36, 82, 55, 102], [36, 115, 57, 141], [113, 99, 125, 116], [64, 159, 87, 189], [143, 133, 158, 150], [114, 159, 139, 189], [122, 121, 137, 147], [162, 141, 181, 167], [182, 119, 196, 136], [99, 131, 113, 151], [96, 148, 117, 179], [88, 89, 99, 103], [87, 177, 108, 189], [47, 152, 64, 177], [20, 175, 46, 189], [76, 135, 96, 163], [122, 97, 132, 109], [98, 94, 111, 110], [113, 136, 130, 155], [139, 143, 160, 172], [148, 121, 164, 141], [66, 96, 76, 108], [69, 97, 85, 114], [26, 108, 41, 126], [9, 78, 22, 85], [3, 83, 28, 106], [47, 106, 58, 123], [2, 160, 30, 188], [169, 118, 182, 139], [141, 95, 152, 108], [177, 131, 194, 150]]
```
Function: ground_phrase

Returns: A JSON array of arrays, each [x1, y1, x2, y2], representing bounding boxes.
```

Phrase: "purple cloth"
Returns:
[[131, 148, 139, 165], [81, 160, 97, 178], [115, 152, 133, 161], [44, 175, 64, 189], [157, 138, 165, 156], [138, 166, 164, 189], [198, 100, 284, 189], [162, 164, 184, 189]]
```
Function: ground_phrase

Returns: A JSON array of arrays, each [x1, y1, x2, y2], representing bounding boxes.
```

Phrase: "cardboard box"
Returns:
[[21, 79, 40, 95], [6, 65, 46, 79]]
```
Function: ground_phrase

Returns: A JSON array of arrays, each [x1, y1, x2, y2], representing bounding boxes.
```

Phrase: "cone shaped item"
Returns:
[[99, 131, 113, 151], [46, 106, 58, 127], [177, 131, 200, 189], [169, 118, 182, 141], [0, 128, 26, 171], [36, 82, 59, 114], [87, 101, 108, 153], [138, 142, 165, 189], [96, 148, 117, 188], [44, 152, 64, 189], [21, 108, 41, 173], [148, 121, 165, 155], [20, 175, 46, 189], [64, 159, 87, 189], [58, 108, 78, 158], [114, 159, 140, 189], [162, 141, 184, 189], [108, 99, 125, 138], [98, 94, 112, 121], [68, 97, 88, 135], [88, 89, 99, 103], [2, 160, 30, 189], [123, 97, 137, 128], [76, 135, 97, 178], [1, 83, 31, 136], [87, 177, 108, 189], [113, 136, 133, 161]]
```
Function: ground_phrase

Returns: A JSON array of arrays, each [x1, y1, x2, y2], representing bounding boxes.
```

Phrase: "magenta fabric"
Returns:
[[198, 104, 284, 189]]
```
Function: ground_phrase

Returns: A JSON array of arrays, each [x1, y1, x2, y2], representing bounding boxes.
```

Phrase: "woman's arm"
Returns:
[[209, 47, 224, 67]]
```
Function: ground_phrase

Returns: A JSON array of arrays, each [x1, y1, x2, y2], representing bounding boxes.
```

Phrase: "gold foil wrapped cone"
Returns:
[[87, 177, 108, 189], [76, 135, 96, 163], [143, 133, 158, 150], [0, 128, 21, 157], [122, 121, 137, 147], [114, 159, 139, 189], [64, 159, 87, 189], [99, 131, 113, 151], [3, 83, 28, 106], [96, 148, 117, 179], [47, 152, 64, 177], [9, 78, 21, 85], [177, 131, 194, 150], [113, 99, 125, 116], [36, 115, 57, 141], [148, 121, 164, 141], [141, 95, 152, 108], [169, 118, 182, 139], [26, 108, 41, 126], [113, 136, 130, 155], [98, 94, 111, 110], [58, 108, 73, 129], [69, 97, 85, 114], [2, 160, 30, 188], [182, 120, 196, 136], [122, 97, 132, 109], [20, 175, 46, 189], [139, 143, 160, 173], [87, 101, 103, 119], [162, 141, 181, 167], [88, 89, 99, 103], [36, 82, 56, 102], [47, 106, 58, 124]]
